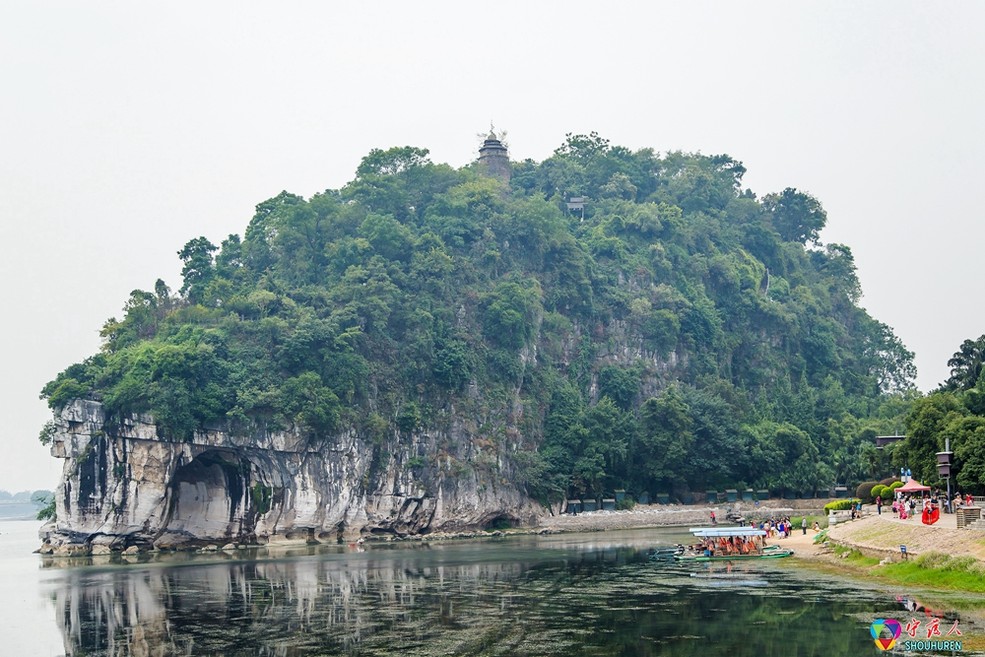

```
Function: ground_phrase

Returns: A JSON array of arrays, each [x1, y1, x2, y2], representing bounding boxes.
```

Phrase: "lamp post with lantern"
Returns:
[[937, 437, 954, 512]]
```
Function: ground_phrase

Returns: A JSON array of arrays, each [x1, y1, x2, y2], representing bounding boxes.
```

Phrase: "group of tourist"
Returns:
[[892, 495, 919, 520], [750, 517, 799, 538], [891, 494, 939, 520], [887, 490, 977, 525], [889, 491, 976, 520], [953, 492, 976, 510]]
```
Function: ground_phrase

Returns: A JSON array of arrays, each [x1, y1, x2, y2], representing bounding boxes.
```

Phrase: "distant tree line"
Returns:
[[0, 489, 52, 503]]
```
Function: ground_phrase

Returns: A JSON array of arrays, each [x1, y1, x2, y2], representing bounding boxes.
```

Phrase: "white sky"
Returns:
[[1, 2, 982, 492]]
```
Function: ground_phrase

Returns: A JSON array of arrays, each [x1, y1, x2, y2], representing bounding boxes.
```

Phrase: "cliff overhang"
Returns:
[[40, 400, 540, 554]]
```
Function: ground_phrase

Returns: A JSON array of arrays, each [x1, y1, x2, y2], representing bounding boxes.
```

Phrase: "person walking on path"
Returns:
[[877, 495, 882, 515], [802, 517, 807, 535]]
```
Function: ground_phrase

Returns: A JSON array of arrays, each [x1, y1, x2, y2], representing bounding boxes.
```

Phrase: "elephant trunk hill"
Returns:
[[37, 133, 916, 552]]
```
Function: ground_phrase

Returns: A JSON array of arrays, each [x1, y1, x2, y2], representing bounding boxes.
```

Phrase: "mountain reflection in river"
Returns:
[[39, 529, 972, 657]]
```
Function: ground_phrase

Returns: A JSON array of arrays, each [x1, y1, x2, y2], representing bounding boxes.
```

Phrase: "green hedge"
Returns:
[[855, 481, 879, 502], [824, 498, 861, 512]]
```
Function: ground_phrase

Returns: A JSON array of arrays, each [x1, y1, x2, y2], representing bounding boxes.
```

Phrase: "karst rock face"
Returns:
[[40, 400, 539, 552]]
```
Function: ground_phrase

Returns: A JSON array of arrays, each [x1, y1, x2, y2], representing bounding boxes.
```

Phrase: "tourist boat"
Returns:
[[673, 527, 794, 562]]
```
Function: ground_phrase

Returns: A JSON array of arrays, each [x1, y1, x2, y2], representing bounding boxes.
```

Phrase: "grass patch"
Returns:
[[961, 635, 985, 653], [791, 515, 828, 530], [877, 551, 985, 593], [791, 547, 985, 602], [830, 544, 880, 566]]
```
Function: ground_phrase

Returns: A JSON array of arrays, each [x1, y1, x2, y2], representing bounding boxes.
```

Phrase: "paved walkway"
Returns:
[[827, 512, 985, 561], [874, 505, 958, 529]]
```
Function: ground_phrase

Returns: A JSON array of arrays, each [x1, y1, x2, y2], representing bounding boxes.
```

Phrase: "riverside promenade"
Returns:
[[824, 508, 985, 561]]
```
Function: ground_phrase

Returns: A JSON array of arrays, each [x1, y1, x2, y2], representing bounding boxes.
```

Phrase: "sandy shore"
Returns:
[[769, 523, 825, 553]]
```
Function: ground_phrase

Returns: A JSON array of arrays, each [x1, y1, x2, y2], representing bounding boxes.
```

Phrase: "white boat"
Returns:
[[688, 527, 768, 537], [675, 527, 793, 562]]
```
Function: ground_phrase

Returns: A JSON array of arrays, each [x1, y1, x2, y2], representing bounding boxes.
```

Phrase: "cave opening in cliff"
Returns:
[[163, 450, 251, 541], [481, 514, 519, 531]]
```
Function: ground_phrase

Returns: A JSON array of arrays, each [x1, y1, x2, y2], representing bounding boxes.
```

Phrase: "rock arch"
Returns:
[[158, 450, 254, 545]]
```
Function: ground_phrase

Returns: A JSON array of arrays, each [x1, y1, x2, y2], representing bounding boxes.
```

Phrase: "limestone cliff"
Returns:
[[40, 399, 539, 552]]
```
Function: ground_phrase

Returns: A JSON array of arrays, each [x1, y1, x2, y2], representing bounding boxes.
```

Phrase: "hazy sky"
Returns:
[[2, 2, 983, 492]]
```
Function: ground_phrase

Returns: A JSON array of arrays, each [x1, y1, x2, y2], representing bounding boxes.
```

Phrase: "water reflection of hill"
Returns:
[[48, 547, 542, 656], [43, 533, 929, 657]]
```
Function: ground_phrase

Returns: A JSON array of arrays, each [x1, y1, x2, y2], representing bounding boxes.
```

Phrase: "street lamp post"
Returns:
[[937, 437, 953, 512]]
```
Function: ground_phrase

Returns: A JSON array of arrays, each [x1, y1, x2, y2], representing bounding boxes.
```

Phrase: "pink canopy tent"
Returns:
[[897, 479, 931, 493]]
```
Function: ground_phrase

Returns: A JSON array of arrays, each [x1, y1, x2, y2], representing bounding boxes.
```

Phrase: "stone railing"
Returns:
[[827, 509, 857, 526]]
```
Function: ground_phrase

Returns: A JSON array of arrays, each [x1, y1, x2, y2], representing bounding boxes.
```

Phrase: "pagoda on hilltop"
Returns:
[[478, 127, 511, 183]]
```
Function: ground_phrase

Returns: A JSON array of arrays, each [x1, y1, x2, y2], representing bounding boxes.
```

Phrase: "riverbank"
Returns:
[[533, 504, 985, 591], [535, 504, 985, 563], [548, 507, 985, 646], [535, 499, 825, 534], [822, 513, 985, 561], [788, 513, 985, 650]]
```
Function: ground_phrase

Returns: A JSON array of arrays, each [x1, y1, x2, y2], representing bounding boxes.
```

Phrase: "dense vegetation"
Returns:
[[42, 134, 925, 505], [891, 335, 985, 494]]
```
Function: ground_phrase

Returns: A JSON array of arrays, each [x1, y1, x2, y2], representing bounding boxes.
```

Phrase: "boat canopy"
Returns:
[[688, 527, 768, 537]]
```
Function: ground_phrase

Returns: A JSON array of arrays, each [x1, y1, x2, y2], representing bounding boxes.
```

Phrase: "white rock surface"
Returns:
[[42, 399, 540, 551]]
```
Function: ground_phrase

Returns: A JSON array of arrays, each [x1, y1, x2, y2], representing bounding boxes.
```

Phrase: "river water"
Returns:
[[0, 519, 979, 656]]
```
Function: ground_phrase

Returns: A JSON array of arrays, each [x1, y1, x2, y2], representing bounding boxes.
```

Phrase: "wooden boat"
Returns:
[[674, 527, 793, 562]]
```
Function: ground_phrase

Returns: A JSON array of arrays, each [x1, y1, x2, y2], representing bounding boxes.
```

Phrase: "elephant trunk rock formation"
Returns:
[[39, 400, 539, 554]]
